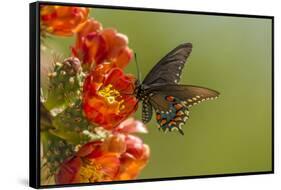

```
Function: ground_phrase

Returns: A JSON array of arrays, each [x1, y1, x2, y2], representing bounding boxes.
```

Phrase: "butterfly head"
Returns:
[[134, 79, 141, 89], [133, 79, 140, 96], [134, 83, 150, 102]]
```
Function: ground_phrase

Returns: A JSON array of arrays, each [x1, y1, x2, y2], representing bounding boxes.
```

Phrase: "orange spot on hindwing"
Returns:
[[156, 114, 161, 121], [174, 103, 183, 110], [165, 96, 175, 102]]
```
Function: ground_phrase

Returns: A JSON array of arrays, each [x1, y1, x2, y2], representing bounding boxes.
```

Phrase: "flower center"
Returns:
[[98, 84, 120, 104], [79, 159, 104, 182]]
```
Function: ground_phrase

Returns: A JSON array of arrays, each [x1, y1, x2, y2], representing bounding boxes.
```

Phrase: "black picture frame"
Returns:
[[29, 1, 274, 189]]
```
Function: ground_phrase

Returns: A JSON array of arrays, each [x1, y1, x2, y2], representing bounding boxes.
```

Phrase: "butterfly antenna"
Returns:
[[134, 52, 142, 82]]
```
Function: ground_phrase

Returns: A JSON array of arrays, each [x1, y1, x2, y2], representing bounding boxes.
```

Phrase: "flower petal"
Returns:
[[55, 156, 82, 184], [117, 143, 150, 180], [41, 6, 89, 36], [83, 67, 138, 129], [76, 141, 102, 158], [94, 153, 121, 179], [71, 25, 132, 69], [102, 135, 126, 154], [115, 118, 147, 134], [113, 47, 133, 69]]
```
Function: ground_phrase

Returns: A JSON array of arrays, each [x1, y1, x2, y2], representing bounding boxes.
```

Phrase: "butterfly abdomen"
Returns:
[[137, 85, 155, 124]]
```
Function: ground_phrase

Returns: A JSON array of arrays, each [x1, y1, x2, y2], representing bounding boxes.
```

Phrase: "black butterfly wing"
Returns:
[[149, 84, 220, 107], [147, 93, 186, 135], [142, 43, 192, 86], [147, 85, 219, 135]]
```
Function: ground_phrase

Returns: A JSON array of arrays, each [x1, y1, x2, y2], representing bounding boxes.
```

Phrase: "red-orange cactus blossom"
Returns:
[[83, 65, 138, 130], [41, 5, 89, 36], [72, 26, 133, 69], [55, 119, 150, 184], [113, 118, 150, 180], [55, 141, 120, 184]]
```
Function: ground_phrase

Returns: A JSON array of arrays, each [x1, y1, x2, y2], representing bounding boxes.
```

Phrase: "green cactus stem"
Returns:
[[43, 57, 84, 111], [41, 131, 76, 182], [40, 102, 55, 131], [50, 99, 105, 145]]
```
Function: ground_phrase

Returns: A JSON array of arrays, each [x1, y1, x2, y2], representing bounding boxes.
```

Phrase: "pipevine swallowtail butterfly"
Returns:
[[134, 43, 219, 135]]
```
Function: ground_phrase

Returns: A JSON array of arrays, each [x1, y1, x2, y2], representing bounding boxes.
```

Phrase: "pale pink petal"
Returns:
[[115, 118, 147, 134]]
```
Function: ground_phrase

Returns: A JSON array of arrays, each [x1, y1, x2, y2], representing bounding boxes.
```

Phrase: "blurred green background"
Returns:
[[43, 8, 272, 179]]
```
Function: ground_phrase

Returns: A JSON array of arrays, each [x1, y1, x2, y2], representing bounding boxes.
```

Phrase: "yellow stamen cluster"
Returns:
[[98, 84, 120, 104], [79, 159, 103, 183]]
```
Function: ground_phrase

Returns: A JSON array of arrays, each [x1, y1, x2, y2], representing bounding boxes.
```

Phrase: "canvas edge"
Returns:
[[29, 1, 41, 189], [37, 0, 274, 19], [271, 17, 274, 174], [29, 1, 275, 189]]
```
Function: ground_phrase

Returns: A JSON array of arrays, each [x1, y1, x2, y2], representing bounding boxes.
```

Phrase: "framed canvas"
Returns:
[[29, 1, 274, 188]]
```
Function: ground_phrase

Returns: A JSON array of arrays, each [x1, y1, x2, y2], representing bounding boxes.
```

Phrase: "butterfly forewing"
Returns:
[[142, 43, 192, 85]]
